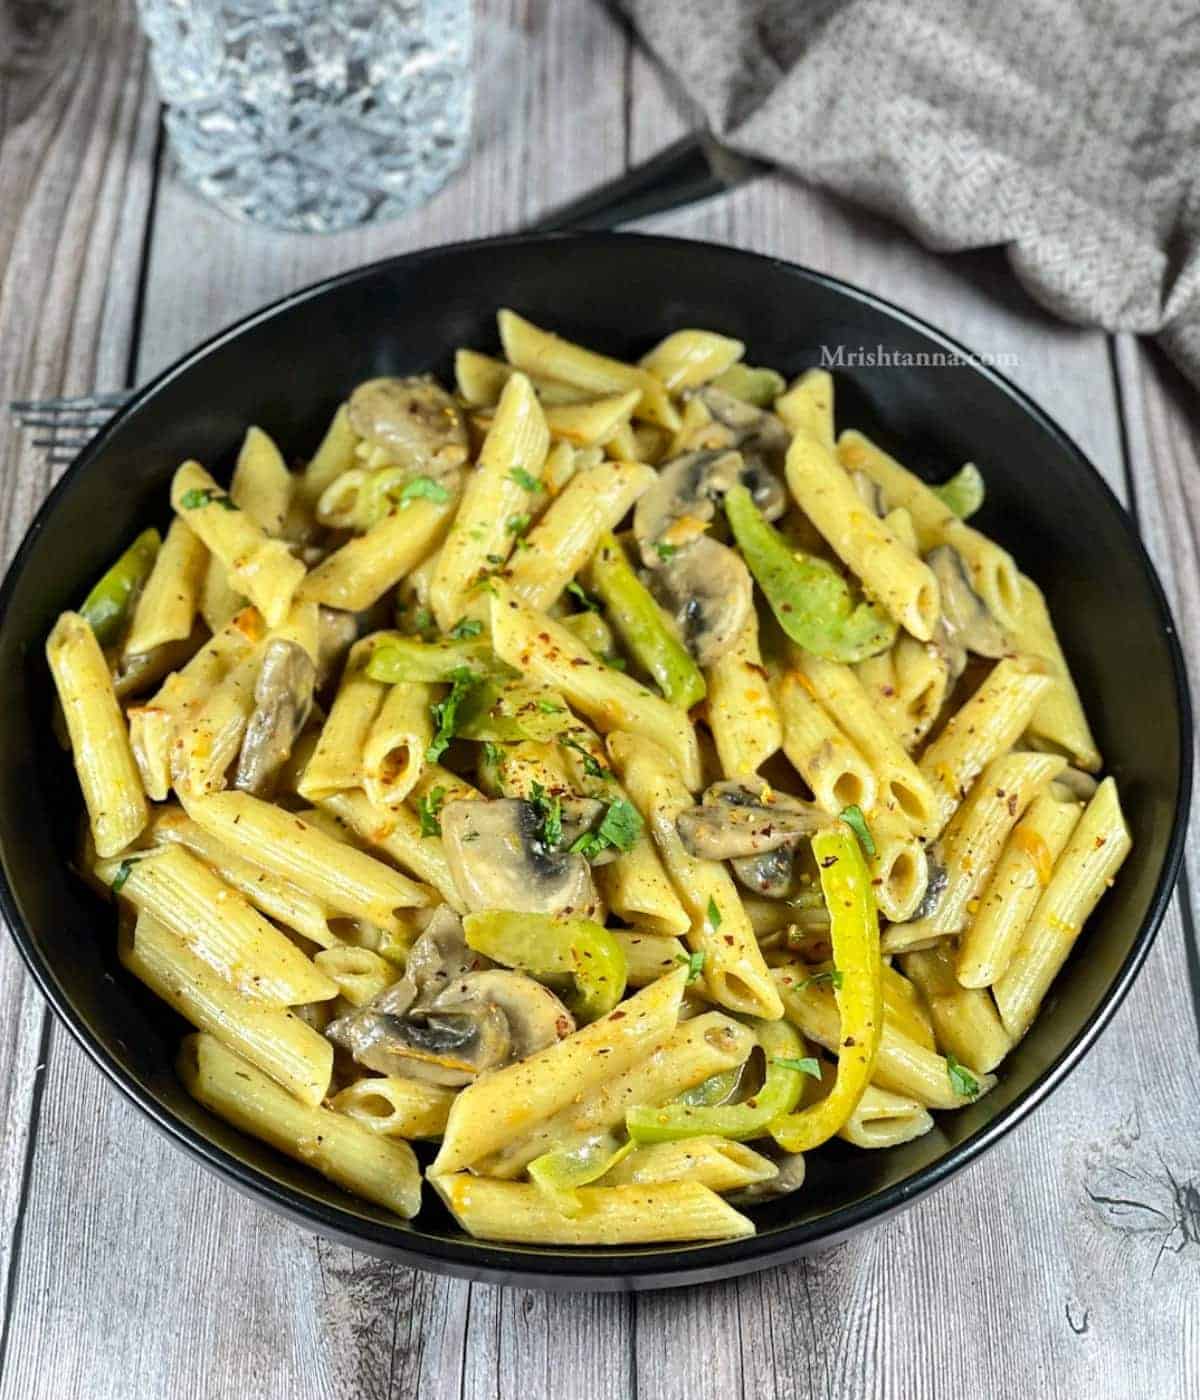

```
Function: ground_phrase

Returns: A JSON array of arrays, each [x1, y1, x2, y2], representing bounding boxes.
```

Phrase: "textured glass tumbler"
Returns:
[[136, 1, 474, 233]]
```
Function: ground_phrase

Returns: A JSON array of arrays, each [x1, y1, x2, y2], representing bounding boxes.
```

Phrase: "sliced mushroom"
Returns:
[[347, 375, 469, 476], [327, 996, 511, 1086], [403, 905, 491, 998], [440, 798, 600, 918], [696, 385, 792, 474], [633, 448, 786, 567], [732, 847, 796, 898], [315, 606, 358, 691], [234, 639, 316, 796], [677, 780, 824, 861], [730, 1150, 807, 1204], [557, 796, 621, 867], [430, 969, 575, 1059], [648, 535, 753, 667], [927, 545, 1008, 659]]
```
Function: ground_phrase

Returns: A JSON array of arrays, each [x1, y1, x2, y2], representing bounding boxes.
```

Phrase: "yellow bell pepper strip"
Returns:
[[365, 634, 503, 683], [586, 533, 706, 709], [710, 363, 786, 407], [79, 528, 161, 647], [463, 910, 628, 1022], [723, 485, 896, 662], [625, 1018, 807, 1144], [527, 1133, 636, 1217], [768, 821, 883, 1153], [931, 463, 985, 520]]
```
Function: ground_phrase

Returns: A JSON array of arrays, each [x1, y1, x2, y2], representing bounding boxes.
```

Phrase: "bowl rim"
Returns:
[[1, 230, 1190, 1290]]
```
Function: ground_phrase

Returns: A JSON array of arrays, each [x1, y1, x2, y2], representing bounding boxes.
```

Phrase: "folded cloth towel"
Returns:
[[630, 0, 1200, 384]]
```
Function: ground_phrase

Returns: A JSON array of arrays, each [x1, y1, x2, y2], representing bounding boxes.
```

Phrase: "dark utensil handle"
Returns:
[[527, 132, 767, 234]]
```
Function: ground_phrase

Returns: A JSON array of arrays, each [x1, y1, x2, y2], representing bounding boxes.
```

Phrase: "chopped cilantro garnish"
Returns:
[[561, 735, 609, 779], [449, 617, 483, 640], [799, 968, 844, 992], [773, 1056, 822, 1079], [509, 467, 540, 492], [677, 949, 705, 983], [946, 1052, 980, 1098], [569, 797, 644, 861], [111, 858, 139, 894], [654, 541, 678, 561], [180, 487, 237, 511], [425, 667, 479, 763], [707, 896, 722, 931], [398, 475, 451, 505], [482, 741, 504, 769], [839, 803, 876, 858], [528, 782, 564, 850], [566, 581, 602, 613], [506, 513, 531, 537], [536, 698, 563, 714], [415, 786, 446, 838]]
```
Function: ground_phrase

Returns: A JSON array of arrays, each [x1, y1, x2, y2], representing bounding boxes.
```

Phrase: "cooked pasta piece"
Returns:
[[490, 584, 702, 790], [99, 844, 337, 1005], [705, 611, 782, 778], [330, 1076, 456, 1139], [596, 836, 692, 940], [868, 808, 930, 925], [297, 403, 358, 508], [600, 1137, 778, 1192], [993, 778, 1131, 1041], [504, 459, 655, 611], [313, 945, 399, 1006], [123, 518, 208, 659], [956, 785, 1085, 988], [918, 655, 1053, 837], [179, 1033, 421, 1217], [855, 633, 952, 751], [499, 309, 680, 431], [1008, 575, 1102, 772], [183, 790, 431, 934], [610, 731, 783, 1021], [837, 430, 1022, 629], [429, 372, 550, 628], [774, 368, 834, 448], [122, 912, 333, 1104], [773, 667, 878, 815], [432, 1175, 752, 1245], [902, 943, 1012, 1074], [792, 650, 939, 837], [785, 431, 940, 640], [432, 967, 688, 1175], [147, 806, 336, 947], [838, 1083, 934, 1149], [610, 929, 689, 985], [637, 329, 745, 392], [47, 612, 148, 858], [362, 680, 432, 807], [883, 750, 1066, 954], [299, 496, 452, 612], [298, 639, 386, 801], [171, 462, 304, 626]]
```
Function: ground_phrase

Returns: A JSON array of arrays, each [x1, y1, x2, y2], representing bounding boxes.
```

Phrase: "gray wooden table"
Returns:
[[2, 4, 1199, 1397]]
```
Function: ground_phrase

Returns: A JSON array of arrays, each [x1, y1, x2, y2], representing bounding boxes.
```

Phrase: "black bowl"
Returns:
[[0, 234, 1188, 1290]]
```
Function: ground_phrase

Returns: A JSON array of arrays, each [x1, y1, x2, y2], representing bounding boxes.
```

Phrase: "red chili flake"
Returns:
[[610, 1010, 626, 1020]]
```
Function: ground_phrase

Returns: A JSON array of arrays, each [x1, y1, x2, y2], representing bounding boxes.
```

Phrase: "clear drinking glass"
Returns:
[[136, 1, 474, 233]]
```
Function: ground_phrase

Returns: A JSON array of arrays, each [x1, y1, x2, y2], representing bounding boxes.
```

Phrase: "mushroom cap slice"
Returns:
[[696, 385, 792, 472], [440, 798, 601, 919], [648, 536, 753, 668], [430, 969, 575, 1060], [676, 779, 824, 860], [927, 545, 1008, 659], [326, 1001, 512, 1086], [732, 847, 796, 898], [234, 638, 316, 797], [633, 448, 787, 569], [347, 375, 469, 475]]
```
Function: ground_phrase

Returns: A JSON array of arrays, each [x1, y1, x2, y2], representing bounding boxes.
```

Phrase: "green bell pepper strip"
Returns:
[[625, 1018, 806, 1144], [587, 534, 706, 709], [932, 463, 985, 520], [79, 528, 161, 647], [527, 1133, 636, 1217], [456, 679, 581, 745], [723, 485, 897, 662], [768, 821, 883, 1153], [678, 1066, 742, 1107], [365, 634, 504, 683], [710, 363, 786, 407], [463, 910, 628, 1022]]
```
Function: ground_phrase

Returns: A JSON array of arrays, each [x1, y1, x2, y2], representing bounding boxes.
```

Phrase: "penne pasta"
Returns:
[[597, 836, 692, 940], [123, 518, 208, 660], [774, 667, 878, 815], [609, 730, 783, 1021], [361, 679, 432, 807], [47, 612, 149, 858], [299, 495, 452, 612], [705, 610, 782, 778], [902, 943, 1012, 1075], [179, 1033, 421, 1217], [330, 1075, 456, 1139], [637, 329, 745, 393], [600, 1137, 778, 1192], [774, 368, 834, 449], [838, 1083, 934, 1149]]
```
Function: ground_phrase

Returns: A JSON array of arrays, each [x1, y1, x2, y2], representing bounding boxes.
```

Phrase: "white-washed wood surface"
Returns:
[[1, 3, 1198, 1397]]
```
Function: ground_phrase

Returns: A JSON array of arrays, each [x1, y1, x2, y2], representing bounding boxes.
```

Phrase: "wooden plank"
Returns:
[[628, 63, 1200, 1400], [1, 3, 636, 1397], [0, 0, 158, 1334]]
